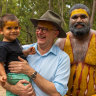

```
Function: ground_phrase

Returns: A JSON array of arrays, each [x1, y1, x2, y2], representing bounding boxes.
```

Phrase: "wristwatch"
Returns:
[[30, 71, 37, 80]]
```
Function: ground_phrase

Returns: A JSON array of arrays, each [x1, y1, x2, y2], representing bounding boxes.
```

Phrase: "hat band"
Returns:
[[71, 9, 89, 17]]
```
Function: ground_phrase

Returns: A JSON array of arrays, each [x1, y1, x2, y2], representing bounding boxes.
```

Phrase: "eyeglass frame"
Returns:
[[35, 26, 58, 34]]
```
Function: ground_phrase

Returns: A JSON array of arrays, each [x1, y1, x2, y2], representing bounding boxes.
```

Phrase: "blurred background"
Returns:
[[0, 0, 96, 44]]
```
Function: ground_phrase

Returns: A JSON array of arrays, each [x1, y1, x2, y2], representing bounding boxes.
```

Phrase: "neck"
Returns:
[[3, 38, 11, 42], [37, 43, 53, 55]]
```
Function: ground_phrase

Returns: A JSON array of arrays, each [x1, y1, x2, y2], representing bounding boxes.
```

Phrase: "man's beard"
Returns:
[[69, 22, 90, 37]]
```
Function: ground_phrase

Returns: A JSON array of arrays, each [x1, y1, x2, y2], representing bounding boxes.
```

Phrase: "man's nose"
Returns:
[[76, 17, 82, 22], [37, 29, 44, 34]]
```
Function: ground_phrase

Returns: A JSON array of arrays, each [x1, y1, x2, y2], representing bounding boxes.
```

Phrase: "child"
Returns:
[[0, 14, 35, 96]]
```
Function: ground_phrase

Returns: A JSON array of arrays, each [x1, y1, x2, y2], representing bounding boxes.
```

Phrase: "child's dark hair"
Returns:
[[0, 14, 19, 29]]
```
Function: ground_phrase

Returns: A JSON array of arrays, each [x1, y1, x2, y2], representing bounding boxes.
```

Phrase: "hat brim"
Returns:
[[30, 18, 66, 38]]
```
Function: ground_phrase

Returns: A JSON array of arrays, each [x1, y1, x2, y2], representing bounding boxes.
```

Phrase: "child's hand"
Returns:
[[29, 47, 36, 55], [23, 47, 36, 56], [0, 75, 7, 82], [0, 75, 7, 87]]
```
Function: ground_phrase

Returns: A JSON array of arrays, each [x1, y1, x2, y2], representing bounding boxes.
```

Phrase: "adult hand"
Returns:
[[14, 80, 35, 96], [8, 56, 31, 74], [3, 80, 35, 96]]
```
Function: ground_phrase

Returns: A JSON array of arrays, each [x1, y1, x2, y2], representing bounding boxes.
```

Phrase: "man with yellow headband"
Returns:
[[6, 10, 70, 96], [56, 4, 96, 96], [0, 14, 36, 96]]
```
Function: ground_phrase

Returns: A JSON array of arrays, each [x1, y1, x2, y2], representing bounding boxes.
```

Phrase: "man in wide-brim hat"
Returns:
[[30, 10, 66, 38], [6, 10, 70, 96]]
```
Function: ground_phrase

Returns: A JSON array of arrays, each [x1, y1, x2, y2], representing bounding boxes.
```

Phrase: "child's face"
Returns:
[[1, 21, 20, 42]]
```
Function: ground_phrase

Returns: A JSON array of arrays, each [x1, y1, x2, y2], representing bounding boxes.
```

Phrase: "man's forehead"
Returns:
[[38, 21, 55, 29], [71, 13, 87, 17], [70, 8, 89, 17]]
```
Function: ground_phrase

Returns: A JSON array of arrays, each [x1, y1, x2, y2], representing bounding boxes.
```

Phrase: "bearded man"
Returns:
[[55, 4, 96, 96]]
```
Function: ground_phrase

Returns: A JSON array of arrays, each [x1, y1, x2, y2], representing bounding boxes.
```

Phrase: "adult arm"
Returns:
[[55, 38, 65, 50], [8, 56, 62, 96], [2, 80, 35, 96], [2, 79, 35, 96]]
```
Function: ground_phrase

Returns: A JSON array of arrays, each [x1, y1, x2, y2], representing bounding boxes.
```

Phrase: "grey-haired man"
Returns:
[[56, 4, 96, 96]]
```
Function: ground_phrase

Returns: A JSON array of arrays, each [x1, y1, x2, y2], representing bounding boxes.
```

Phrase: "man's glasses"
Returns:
[[35, 26, 58, 33]]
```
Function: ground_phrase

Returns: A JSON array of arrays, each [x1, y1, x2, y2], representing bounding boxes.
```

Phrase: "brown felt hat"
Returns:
[[30, 10, 66, 38]]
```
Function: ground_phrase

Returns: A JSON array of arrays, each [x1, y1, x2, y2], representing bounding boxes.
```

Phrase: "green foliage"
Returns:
[[0, 0, 96, 44], [0, 35, 3, 41]]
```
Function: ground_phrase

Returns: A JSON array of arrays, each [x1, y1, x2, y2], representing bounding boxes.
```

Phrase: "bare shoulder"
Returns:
[[66, 31, 73, 38], [55, 31, 71, 50], [55, 38, 65, 45], [55, 38, 65, 50], [90, 29, 96, 34]]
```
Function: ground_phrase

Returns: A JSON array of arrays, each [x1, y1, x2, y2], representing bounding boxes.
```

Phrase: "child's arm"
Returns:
[[23, 47, 36, 56], [0, 62, 7, 82]]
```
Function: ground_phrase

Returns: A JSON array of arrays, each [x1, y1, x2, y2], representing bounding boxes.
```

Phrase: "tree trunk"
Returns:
[[6, 0, 8, 13], [61, 0, 65, 25], [48, 0, 53, 10], [58, 0, 61, 15], [90, 0, 96, 28], [61, 0, 66, 29], [0, 0, 2, 16], [26, 25, 33, 43]]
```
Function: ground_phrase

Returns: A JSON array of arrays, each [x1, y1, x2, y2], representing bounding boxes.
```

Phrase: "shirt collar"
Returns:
[[34, 43, 57, 56]]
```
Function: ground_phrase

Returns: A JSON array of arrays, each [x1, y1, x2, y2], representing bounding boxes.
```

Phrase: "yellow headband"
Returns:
[[5, 21, 19, 27], [71, 9, 89, 17]]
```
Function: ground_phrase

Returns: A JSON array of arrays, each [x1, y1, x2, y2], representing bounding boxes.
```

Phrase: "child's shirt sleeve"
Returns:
[[0, 46, 7, 62]]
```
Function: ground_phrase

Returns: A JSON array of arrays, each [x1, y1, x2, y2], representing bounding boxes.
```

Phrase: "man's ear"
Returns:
[[55, 31, 59, 37]]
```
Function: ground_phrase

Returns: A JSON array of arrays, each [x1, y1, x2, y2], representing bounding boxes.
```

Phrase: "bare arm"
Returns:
[[8, 57, 61, 96], [0, 61, 35, 96], [0, 62, 7, 82], [31, 71, 61, 96], [2, 79, 35, 96], [55, 38, 65, 51]]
